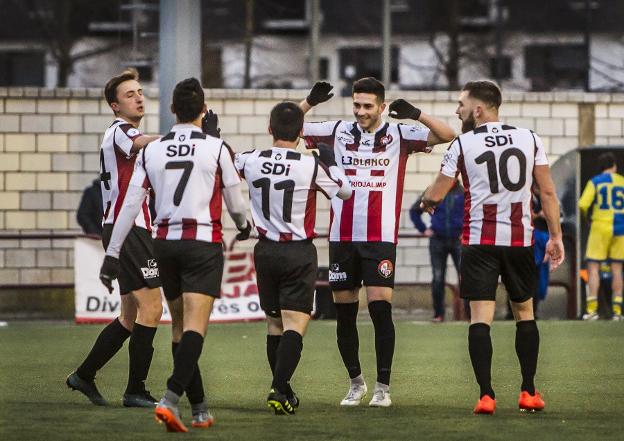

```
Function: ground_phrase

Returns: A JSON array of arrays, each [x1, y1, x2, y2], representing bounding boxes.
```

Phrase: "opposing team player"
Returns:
[[67, 68, 163, 408], [421, 80, 564, 414], [578, 152, 624, 320], [235, 102, 352, 415], [300, 78, 455, 406], [99, 78, 251, 432]]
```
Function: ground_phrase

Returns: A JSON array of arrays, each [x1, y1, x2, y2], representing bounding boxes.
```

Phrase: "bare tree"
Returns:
[[10, 0, 127, 87]]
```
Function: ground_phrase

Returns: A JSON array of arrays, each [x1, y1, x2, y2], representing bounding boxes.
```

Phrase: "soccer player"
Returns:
[[421, 80, 565, 414], [67, 68, 163, 408], [300, 78, 455, 407], [99, 78, 251, 432], [234, 102, 352, 415], [579, 152, 624, 320]]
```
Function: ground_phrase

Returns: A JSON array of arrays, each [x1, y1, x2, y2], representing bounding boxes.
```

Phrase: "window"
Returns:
[[524, 44, 586, 91], [489, 56, 512, 80], [0, 51, 45, 86], [339, 47, 399, 83]]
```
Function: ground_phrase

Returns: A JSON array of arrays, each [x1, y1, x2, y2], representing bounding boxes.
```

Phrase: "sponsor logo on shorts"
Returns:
[[141, 259, 159, 279], [377, 260, 393, 278], [329, 263, 347, 282]]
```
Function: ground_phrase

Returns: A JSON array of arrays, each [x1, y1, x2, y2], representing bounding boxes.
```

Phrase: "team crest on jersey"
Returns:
[[127, 128, 140, 137], [380, 134, 393, 146], [377, 260, 393, 278]]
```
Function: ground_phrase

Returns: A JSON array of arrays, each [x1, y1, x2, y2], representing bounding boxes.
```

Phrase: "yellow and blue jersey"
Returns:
[[580, 172, 624, 261], [579, 172, 624, 236]]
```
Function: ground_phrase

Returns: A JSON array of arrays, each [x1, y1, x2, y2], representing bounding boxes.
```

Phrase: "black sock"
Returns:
[[76, 318, 131, 381], [272, 330, 303, 394], [335, 302, 361, 379], [368, 300, 395, 386], [172, 341, 205, 404], [167, 331, 204, 396], [468, 323, 495, 399], [267, 335, 281, 375], [126, 323, 157, 394], [515, 320, 539, 395]]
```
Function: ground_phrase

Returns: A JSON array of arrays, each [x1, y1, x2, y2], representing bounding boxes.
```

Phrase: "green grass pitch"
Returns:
[[1, 320, 623, 440]]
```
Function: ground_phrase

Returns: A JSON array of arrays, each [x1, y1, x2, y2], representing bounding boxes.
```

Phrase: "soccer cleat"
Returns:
[[191, 401, 215, 428], [123, 390, 158, 408], [267, 389, 295, 415], [368, 388, 392, 407], [286, 389, 300, 409], [192, 410, 215, 428], [518, 391, 545, 412], [582, 312, 599, 320], [473, 395, 496, 415], [155, 398, 188, 433], [340, 382, 368, 406], [66, 372, 108, 406]]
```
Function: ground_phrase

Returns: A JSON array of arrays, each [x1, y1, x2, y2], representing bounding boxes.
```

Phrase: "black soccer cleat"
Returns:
[[267, 389, 295, 415], [123, 390, 158, 408], [66, 372, 108, 406], [286, 385, 300, 409]]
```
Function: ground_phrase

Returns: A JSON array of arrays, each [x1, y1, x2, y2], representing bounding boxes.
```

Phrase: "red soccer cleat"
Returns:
[[518, 391, 545, 412], [473, 395, 496, 415]]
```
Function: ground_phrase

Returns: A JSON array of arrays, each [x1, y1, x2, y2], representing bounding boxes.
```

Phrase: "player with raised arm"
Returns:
[[67, 68, 163, 408], [421, 80, 564, 414], [99, 78, 251, 432], [235, 102, 352, 415], [300, 78, 455, 407]]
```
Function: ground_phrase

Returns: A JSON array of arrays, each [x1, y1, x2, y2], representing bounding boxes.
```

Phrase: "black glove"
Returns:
[[306, 81, 334, 106], [99, 255, 120, 294], [236, 220, 252, 241], [202, 109, 221, 138], [388, 99, 421, 121], [315, 142, 337, 167]]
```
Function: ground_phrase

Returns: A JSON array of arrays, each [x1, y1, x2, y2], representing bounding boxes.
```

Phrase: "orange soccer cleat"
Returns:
[[473, 395, 496, 415], [518, 391, 545, 412], [155, 404, 189, 433]]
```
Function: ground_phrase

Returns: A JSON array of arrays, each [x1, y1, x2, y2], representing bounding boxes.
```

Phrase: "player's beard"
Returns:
[[461, 114, 476, 133]]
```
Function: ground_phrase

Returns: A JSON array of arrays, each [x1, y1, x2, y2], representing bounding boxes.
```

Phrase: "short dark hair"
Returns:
[[270, 101, 304, 142], [462, 80, 502, 109], [104, 68, 139, 105], [352, 77, 385, 102], [172, 78, 204, 123], [598, 152, 616, 171]]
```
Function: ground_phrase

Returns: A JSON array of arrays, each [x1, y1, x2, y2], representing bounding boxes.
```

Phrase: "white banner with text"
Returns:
[[74, 237, 265, 324]]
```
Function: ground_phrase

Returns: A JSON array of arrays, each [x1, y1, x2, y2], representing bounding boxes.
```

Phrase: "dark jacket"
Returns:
[[77, 179, 103, 236], [410, 186, 464, 239]]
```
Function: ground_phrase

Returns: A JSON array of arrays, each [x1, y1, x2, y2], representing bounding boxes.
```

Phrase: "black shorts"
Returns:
[[153, 239, 224, 301], [328, 241, 396, 290], [254, 239, 317, 316], [460, 245, 537, 302], [102, 224, 161, 295]]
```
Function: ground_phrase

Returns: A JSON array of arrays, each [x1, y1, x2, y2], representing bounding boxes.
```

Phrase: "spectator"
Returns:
[[76, 178, 103, 236], [410, 181, 464, 322], [531, 191, 550, 317]]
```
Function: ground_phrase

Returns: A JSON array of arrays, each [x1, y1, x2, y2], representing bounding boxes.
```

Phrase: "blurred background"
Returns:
[[1, 0, 623, 322]]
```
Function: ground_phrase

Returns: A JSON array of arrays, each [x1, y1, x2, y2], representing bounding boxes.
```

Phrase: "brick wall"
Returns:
[[1, 87, 623, 286]]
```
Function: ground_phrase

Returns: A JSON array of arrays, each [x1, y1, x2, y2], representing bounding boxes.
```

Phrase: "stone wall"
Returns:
[[1, 87, 623, 286]]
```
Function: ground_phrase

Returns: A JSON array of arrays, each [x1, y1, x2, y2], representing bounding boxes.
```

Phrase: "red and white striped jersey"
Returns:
[[129, 123, 241, 242], [100, 118, 151, 230], [440, 122, 549, 247], [235, 147, 344, 242], [304, 120, 430, 243]]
